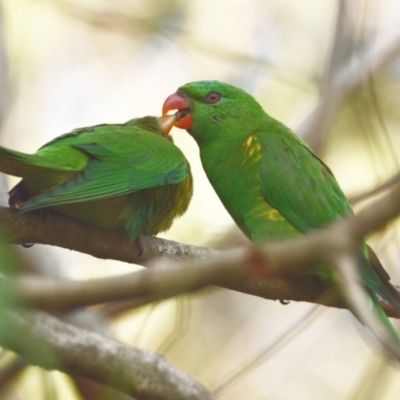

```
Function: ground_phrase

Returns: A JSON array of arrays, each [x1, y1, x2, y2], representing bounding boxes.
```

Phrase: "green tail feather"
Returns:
[[0, 147, 31, 177], [370, 291, 400, 344], [359, 252, 400, 314]]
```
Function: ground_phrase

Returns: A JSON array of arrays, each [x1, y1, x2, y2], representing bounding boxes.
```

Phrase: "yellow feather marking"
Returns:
[[242, 136, 285, 222], [248, 145, 260, 157], [245, 135, 254, 147], [253, 197, 286, 221], [243, 134, 261, 158], [263, 208, 285, 221]]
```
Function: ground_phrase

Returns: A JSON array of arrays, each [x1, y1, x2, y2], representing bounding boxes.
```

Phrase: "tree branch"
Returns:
[[2, 181, 400, 320], [299, 26, 400, 152], [296, 0, 348, 152], [333, 254, 400, 360], [0, 206, 215, 263], [0, 309, 217, 400], [349, 171, 400, 204]]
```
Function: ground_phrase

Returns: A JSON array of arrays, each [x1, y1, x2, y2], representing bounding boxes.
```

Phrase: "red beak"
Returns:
[[162, 92, 193, 130]]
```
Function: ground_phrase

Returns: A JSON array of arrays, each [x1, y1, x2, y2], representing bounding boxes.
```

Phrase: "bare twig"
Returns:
[[297, 0, 348, 152], [347, 181, 400, 239], [0, 309, 216, 400], [349, 171, 400, 204], [299, 28, 400, 151]]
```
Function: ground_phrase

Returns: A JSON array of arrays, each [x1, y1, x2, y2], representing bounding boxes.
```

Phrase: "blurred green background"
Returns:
[[1, 0, 400, 399]]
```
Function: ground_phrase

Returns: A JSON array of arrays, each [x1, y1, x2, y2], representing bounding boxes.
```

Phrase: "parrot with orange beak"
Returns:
[[162, 80, 400, 359], [0, 115, 192, 238]]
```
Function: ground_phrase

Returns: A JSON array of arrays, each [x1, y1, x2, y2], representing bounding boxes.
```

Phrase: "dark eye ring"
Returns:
[[205, 91, 221, 104]]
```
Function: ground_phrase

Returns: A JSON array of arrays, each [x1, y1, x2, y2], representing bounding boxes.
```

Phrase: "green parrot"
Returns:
[[162, 80, 400, 356], [0, 115, 193, 238]]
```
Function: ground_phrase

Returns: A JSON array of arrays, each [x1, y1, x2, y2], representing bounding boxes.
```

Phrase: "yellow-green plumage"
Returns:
[[0, 116, 192, 238]]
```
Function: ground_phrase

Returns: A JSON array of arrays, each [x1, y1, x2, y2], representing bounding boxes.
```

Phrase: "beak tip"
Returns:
[[158, 114, 177, 136]]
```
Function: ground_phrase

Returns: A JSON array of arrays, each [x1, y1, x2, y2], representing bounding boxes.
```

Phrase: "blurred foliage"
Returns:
[[1, 0, 400, 399]]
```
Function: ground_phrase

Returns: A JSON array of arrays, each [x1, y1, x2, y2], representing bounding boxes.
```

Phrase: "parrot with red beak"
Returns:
[[162, 80, 400, 359]]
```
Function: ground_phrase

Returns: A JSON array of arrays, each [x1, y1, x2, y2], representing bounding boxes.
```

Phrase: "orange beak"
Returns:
[[162, 92, 193, 130]]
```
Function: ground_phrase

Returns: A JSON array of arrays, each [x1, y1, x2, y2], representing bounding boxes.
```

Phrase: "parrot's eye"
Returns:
[[204, 91, 221, 104]]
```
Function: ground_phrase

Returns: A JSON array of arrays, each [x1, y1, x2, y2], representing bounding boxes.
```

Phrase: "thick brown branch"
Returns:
[[2, 183, 400, 319], [0, 309, 216, 400], [0, 207, 214, 263], [1, 182, 400, 320]]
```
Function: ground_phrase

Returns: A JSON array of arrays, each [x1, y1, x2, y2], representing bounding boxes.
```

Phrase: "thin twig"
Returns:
[[299, 28, 400, 152], [297, 0, 348, 152], [333, 254, 400, 361], [349, 171, 400, 204]]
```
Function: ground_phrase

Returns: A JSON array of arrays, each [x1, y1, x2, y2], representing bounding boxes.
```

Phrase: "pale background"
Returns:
[[1, 0, 400, 399]]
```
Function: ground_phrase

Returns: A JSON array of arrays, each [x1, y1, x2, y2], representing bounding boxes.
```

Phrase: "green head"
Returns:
[[162, 80, 269, 145]]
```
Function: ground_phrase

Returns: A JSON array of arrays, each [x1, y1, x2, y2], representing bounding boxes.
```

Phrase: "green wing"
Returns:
[[256, 124, 351, 232], [256, 124, 400, 310], [19, 124, 189, 212]]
